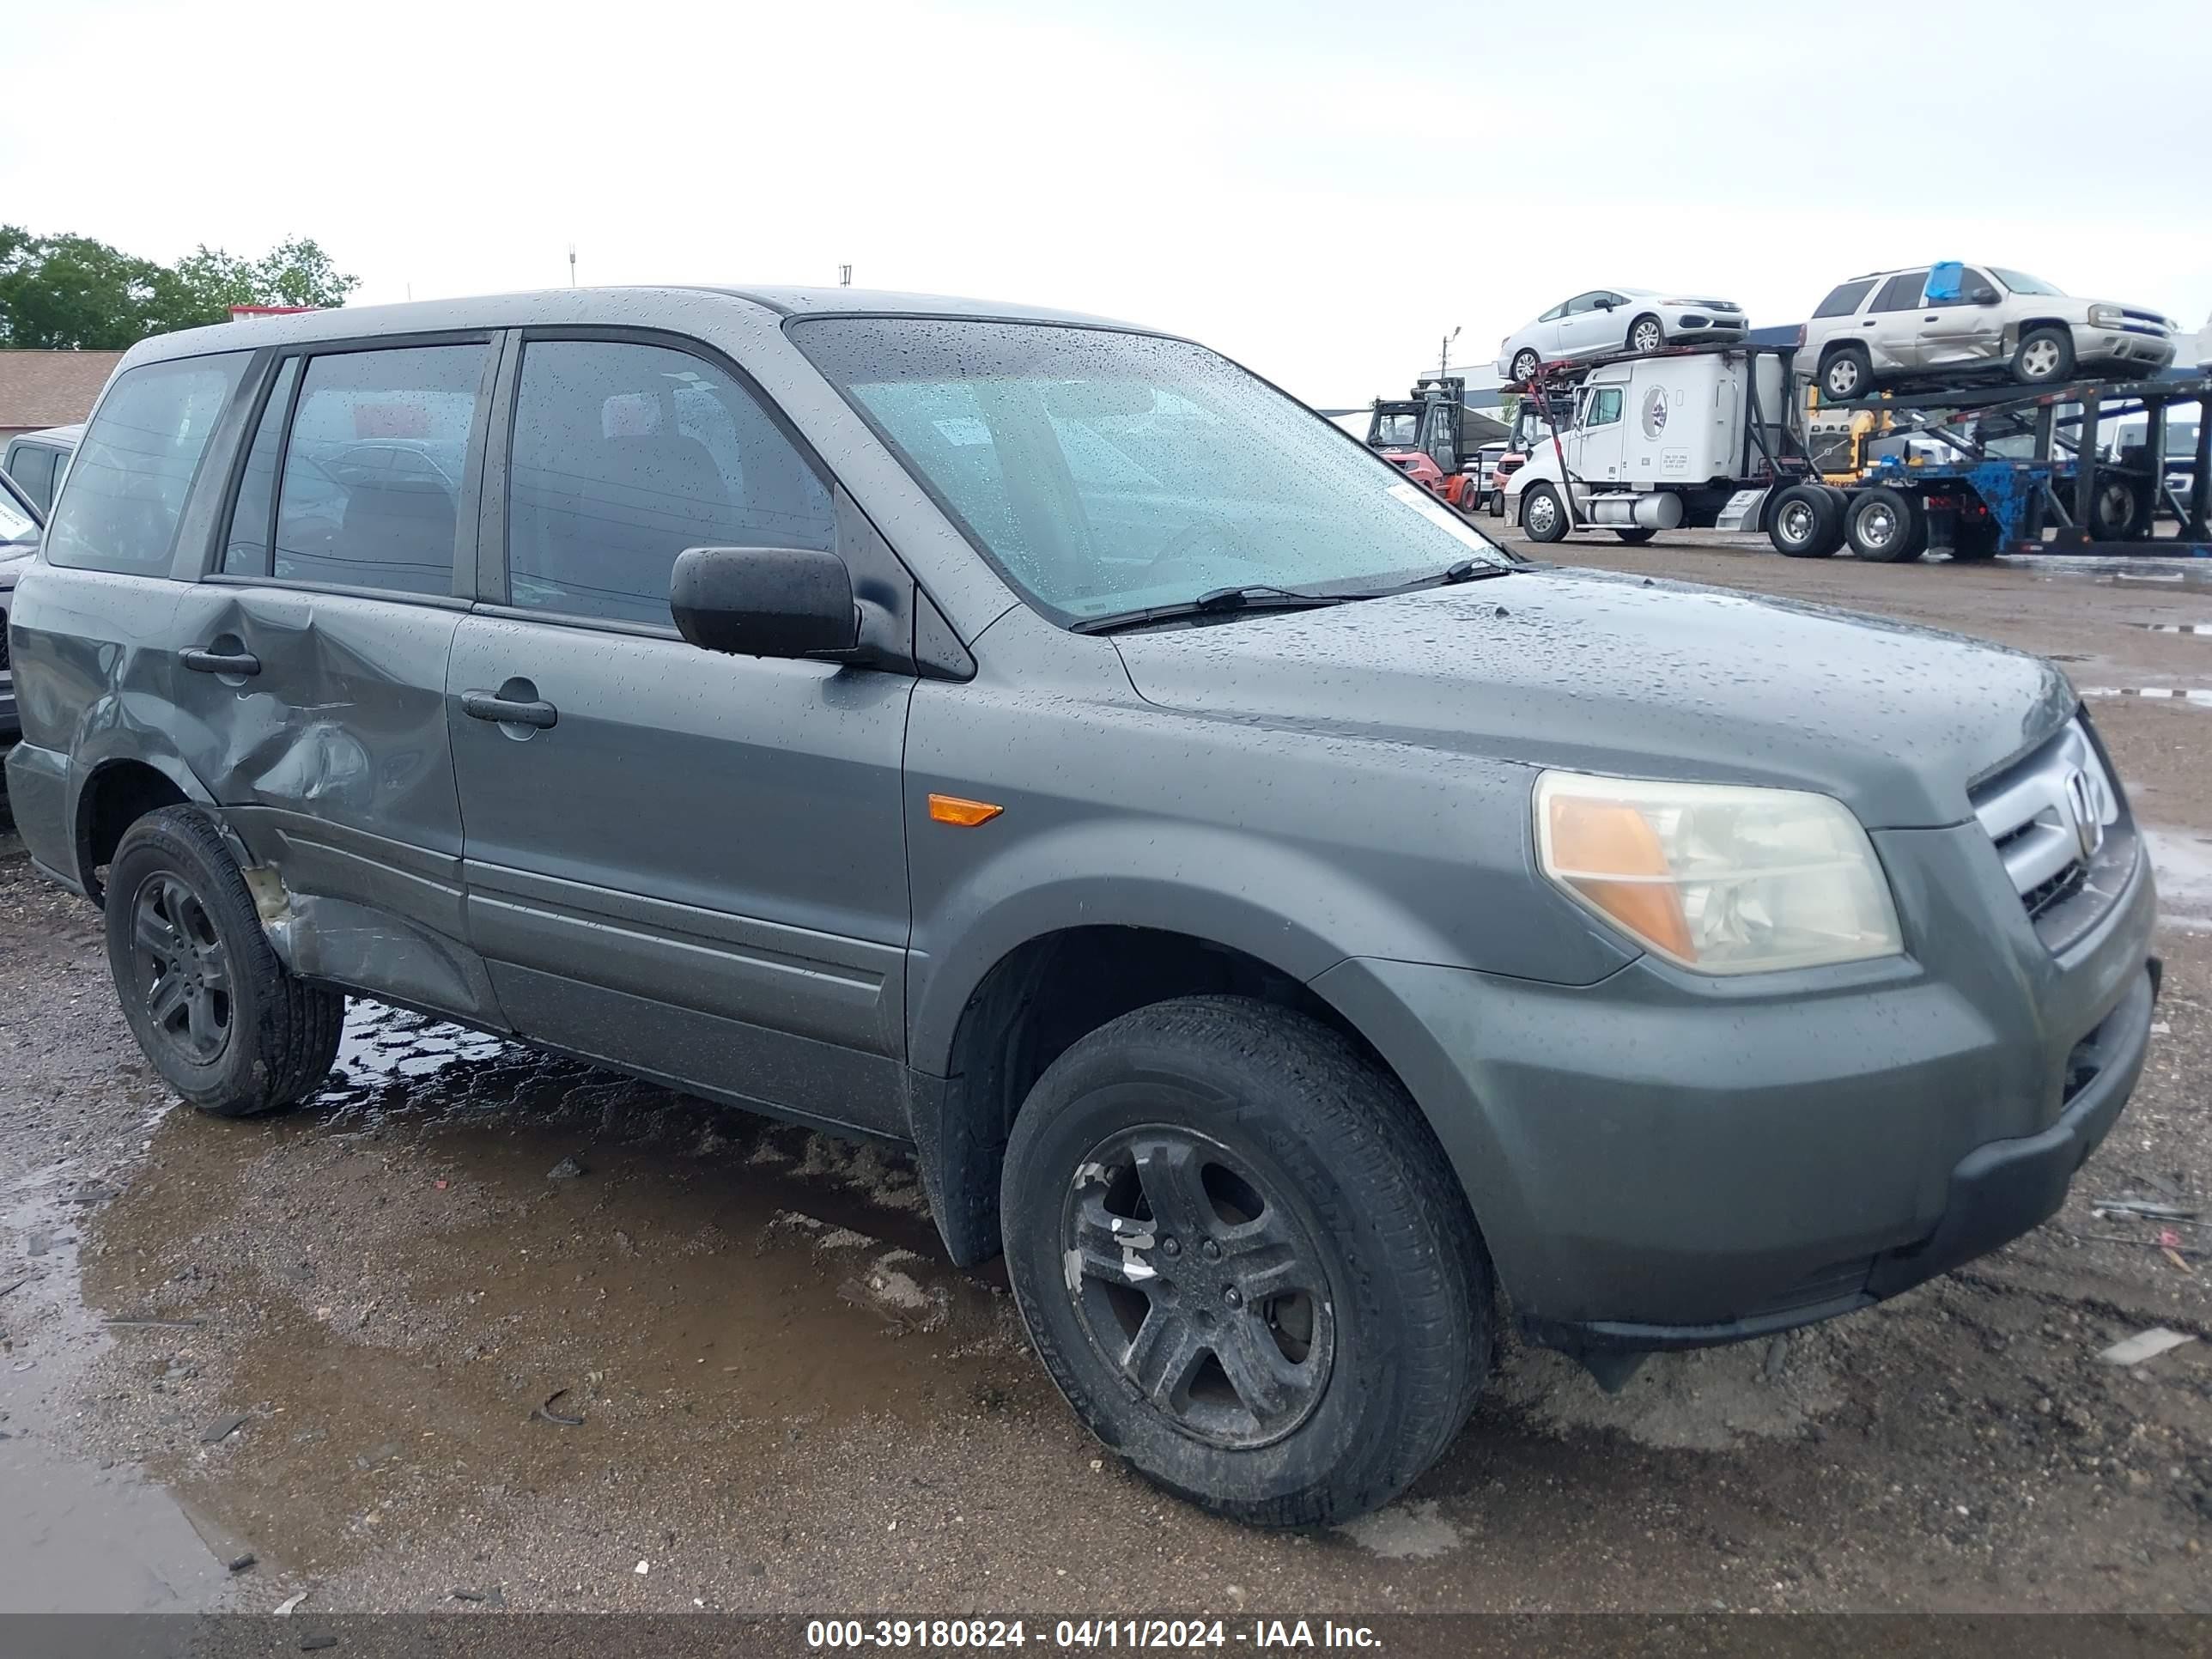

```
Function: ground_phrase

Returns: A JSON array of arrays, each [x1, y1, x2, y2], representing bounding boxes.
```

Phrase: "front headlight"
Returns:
[[1534, 772, 1903, 975], [2087, 304, 2123, 328]]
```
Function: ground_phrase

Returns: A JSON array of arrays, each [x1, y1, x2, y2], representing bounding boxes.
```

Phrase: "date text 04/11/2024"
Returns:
[[805, 1619, 1383, 1650]]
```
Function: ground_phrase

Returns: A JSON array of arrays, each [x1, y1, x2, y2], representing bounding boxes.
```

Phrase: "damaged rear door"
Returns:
[[164, 336, 504, 1024]]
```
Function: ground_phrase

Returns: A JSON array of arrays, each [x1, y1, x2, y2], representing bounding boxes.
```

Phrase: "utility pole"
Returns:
[[838, 264, 853, 287], [568, 245, 577, 288], [1440, 325, 1461, 379]]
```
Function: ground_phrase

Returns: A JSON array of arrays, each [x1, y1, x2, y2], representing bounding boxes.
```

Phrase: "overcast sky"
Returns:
[[4, 0, 2206, 408]]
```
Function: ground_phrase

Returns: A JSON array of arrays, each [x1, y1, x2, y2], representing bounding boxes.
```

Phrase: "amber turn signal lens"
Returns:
[[927, 793, 1005, 827], [1542, 794, 1694, 960]]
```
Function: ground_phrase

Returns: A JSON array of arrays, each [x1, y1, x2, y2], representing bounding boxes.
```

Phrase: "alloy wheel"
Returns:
[[1632, 319, 1663, 352], [130, 872, 233, 1065], [1525, 494, 1558, 536], [1060, 1126, 1335, 1449], [1857, 502, 1899, 550], [1778, 499, 1816, 546], [2022, 338, 2061, 379]]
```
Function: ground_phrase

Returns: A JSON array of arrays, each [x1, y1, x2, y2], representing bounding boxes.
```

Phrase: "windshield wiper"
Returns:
[[1070, 585, 1351, 635]]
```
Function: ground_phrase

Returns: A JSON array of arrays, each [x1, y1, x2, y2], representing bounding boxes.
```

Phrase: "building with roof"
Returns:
[[0, 349, 125, 442]]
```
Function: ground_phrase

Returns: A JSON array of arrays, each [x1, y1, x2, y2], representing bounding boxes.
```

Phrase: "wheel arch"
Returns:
[[908, 913, 1436, 1269], [71, 754, 214, 906]]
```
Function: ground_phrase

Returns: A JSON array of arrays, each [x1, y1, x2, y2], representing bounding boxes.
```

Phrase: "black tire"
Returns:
[[1000, 996, 1491, 1528], [1767, 483, 1844, 558], [1626, 313, 1666, 355], [1613, 526, 1658, 544], [1509, 348, 1541, 386], [1844, 485, 1929, 563], [2089, 473, 2148, 540], [1819, 346, 1872, 404], [1487, 489, 1504, 519], [1948, 517, 2002, 561], [104, 805, 344, 1117], [2012, 325, 2075, 386], [1520, 482, 1570, 543]]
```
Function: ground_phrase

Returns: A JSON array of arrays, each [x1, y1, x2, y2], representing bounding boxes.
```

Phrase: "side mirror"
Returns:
[[1971, 286, 1999, 305], [1596, 299, 1616, 311], [670, 545, 860, 659]]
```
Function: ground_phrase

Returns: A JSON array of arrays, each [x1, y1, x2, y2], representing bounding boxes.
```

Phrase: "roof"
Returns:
[[0, 351, 126, 429], [7, 422, 82, 447], [118, 285, 1155, 369]]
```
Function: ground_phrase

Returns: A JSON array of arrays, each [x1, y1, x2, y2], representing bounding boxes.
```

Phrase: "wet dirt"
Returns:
[[4, 537, 2212, 1614]]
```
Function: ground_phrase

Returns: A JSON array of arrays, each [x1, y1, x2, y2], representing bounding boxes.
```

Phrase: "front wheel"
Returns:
[[1627, 313, 1666, 354], [1520, 483, 1570, 543], [2013, 325, 2075, 386], [1000, 997, 1491, 1528], [104, 805, 345, 1116]]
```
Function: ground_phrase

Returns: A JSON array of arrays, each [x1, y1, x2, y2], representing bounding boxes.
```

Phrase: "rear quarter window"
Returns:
[[1813, 279, 1875, 319], [46, 355, 248, 574]]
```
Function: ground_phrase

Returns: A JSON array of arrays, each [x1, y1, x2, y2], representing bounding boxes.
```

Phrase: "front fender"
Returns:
[[906, 817, 1468, 1075]]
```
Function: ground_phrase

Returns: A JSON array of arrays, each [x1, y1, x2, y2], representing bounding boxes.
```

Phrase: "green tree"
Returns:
[[0, 228, 359, 348]]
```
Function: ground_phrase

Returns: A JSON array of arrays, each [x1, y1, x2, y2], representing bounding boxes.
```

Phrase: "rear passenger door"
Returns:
[[447, 333, 915, 1135], [167, 337, 497, 1011], [1863, 270, 1930, 372]]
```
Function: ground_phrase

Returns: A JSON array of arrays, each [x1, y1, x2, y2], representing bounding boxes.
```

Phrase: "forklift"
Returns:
[[1363, 376, 1504, 514]]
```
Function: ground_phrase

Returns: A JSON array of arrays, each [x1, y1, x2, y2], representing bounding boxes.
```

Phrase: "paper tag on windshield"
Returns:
[[1387, 481, 1495, 553]]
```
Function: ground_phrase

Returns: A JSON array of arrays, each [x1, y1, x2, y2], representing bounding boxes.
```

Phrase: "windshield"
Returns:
[[1369, 410, 1420, 447], [1992, 268, 2065, 298], [792, 318, 1508, 625]]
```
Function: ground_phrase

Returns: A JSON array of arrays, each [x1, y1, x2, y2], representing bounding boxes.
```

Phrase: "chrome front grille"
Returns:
[[1972, 719, 2121, 927]]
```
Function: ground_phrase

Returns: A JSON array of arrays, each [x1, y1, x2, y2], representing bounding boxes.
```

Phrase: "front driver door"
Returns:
[[447, 333, 915, 1136], [1917, 264, 2007, 370]]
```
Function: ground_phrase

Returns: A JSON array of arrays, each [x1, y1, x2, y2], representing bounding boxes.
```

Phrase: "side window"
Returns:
[[1924, 265, 1993, 308], [46, 354, 249, 574], [1583, 387, 1623, 428], [222, 358, 301, 576], [6, 444, 56, 514], [1869, 271, 1929, 313], [1565, 293, 1602, 316], [271, 343, 486, 595], [1540, 303, 1566, 322], [506, 338, 835, 626], [1813, 279, 1876, 319]]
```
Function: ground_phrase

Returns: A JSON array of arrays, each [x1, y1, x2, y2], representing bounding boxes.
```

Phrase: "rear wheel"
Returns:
[[2013, 325, 2075, 386], [1844, 486, 1929, 562], [1820, 346, 1872, 404], [104, 805, 344, 1117], [1521, 483, 1569, 543], [1000, 997, 1491, 1528], [1627, 314, 1666, 355], [1509, 348, 1541, 386], [1767, 483, 1845, 557]]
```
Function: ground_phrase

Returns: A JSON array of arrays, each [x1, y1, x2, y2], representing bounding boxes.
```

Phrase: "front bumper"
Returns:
[[2075, 326, 2177, 371], [1312, 818, 2158, 1354]]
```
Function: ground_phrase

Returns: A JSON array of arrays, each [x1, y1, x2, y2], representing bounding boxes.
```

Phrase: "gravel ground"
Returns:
[[2, 539, 2209, 1618]]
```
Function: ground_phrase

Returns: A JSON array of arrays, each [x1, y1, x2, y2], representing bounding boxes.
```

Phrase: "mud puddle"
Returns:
[[71, 1003, 1033, 1590], [2147, 826, 2212, 931], [2, 1168, 247, 1611]]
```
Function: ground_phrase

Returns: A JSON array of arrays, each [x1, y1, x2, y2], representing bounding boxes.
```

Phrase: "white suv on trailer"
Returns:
[[1801, 263, 2179, 403]]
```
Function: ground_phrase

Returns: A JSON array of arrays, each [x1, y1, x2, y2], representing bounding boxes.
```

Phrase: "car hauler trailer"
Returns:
[[1504, 340, 2212, 561]]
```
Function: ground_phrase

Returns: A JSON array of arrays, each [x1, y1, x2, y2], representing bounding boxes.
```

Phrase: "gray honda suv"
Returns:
[[3, 288, 2158, 1527]]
